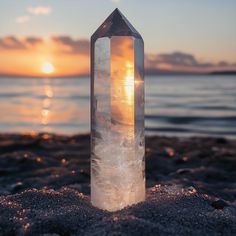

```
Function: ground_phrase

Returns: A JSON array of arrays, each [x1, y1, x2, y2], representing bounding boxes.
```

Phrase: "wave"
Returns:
[[146, 126, 236, 135], [145, 115, 236, 124]]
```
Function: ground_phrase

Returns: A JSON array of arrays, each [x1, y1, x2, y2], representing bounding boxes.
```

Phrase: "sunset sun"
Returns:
[[42, 62, 55, 74]]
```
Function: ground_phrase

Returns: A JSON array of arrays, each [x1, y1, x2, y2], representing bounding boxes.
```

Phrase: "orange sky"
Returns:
[[0, 36, 89, 77], [0, 35, 236, 77]]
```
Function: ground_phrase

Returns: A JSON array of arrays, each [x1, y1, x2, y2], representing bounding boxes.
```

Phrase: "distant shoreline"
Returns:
[[0, 71, 236, 79], [208, 71, 236, 75]]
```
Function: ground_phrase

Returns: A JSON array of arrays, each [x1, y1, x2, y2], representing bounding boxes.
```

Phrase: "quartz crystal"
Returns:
[[91, 8, 145, 211]]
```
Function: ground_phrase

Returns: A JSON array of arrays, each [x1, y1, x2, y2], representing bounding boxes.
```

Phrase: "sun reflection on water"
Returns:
[[41, 79, 53, 130]]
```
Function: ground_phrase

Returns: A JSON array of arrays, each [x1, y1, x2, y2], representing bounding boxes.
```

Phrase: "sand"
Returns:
[[0, 133, 235, 235]]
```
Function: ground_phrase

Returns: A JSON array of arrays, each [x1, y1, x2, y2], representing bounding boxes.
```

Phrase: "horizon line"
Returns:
[[1, 70, 236, 79]]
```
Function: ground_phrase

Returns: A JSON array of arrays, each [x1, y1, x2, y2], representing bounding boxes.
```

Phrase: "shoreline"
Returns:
[[0, 133, 235, 235]]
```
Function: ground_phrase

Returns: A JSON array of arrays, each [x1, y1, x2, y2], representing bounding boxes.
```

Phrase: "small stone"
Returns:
[[61, 158, 68, 165], [36, 157, 43, 163], [10, 181, 24, 193], [211, 199, 229, 210], [187, 186, 197, 194], [176, 168, 192, 175], [112, 216, 119, 221], [165, 147, 175, 157]]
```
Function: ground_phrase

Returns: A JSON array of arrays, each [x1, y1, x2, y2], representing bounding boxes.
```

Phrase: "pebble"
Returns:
[[176, 168, 192, 175]]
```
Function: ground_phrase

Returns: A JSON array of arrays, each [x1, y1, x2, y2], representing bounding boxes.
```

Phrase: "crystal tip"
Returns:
[[91, 8, 142, 40]]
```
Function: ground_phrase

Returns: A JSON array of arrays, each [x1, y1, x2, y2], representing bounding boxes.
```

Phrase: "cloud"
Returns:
[[0, 36, 26, 49], [146, 52, 212, 68], [0, 36, 42, 50], [27, 6, 52, 15], [0, 35, 89, 54], [145, 52, 236, 74], [16, 15, 30, 24], [24, 37, 43, 46], [52, 36, 89, 55], [16, 6, 51, 25]]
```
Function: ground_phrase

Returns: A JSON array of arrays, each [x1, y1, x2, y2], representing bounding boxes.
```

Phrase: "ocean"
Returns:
[[0, 75, 236, 138]]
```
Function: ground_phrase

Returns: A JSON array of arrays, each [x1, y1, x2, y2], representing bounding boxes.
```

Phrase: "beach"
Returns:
[[0, 133, 235, 235]]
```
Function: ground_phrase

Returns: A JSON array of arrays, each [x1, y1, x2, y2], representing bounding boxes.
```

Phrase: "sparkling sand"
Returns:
[[0, 133, 235, 235]]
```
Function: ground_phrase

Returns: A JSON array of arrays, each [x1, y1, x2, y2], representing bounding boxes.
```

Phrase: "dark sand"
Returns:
[[0, 133, 235, 235]]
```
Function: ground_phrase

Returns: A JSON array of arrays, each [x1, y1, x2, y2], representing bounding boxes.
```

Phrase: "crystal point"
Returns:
[[91, 8, 142, 41]]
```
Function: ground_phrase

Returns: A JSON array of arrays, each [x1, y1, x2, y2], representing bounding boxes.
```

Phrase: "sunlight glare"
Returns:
[[42, 62, 55, 74]]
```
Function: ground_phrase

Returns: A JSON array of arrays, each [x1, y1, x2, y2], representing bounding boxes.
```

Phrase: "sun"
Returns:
[[41, 62, 55, 74]]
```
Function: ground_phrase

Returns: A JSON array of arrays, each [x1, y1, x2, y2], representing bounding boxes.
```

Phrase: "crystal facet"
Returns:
[[91, 9, 145, 211]]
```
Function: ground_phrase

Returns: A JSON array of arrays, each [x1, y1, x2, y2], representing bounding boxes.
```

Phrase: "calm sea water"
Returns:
[[0, 75, 236, 138]]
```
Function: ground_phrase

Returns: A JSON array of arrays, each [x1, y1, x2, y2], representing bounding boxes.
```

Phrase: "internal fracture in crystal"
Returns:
[[91, 9, 145, 211]]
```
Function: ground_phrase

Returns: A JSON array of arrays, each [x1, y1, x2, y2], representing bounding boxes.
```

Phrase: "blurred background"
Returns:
[[0, 0, 236, 138]]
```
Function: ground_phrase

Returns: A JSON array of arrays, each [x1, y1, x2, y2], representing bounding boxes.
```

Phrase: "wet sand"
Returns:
[[0, 133, 235, 235]]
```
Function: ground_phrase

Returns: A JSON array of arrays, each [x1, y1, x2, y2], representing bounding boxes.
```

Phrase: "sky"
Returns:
[[0, 0, 236, 77]]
